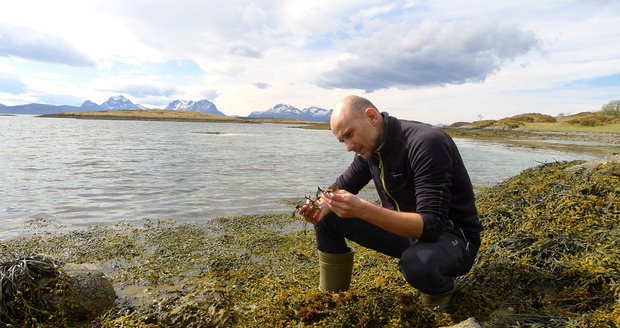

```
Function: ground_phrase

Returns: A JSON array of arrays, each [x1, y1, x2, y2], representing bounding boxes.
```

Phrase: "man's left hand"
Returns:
[[321, 189, 365, 218]]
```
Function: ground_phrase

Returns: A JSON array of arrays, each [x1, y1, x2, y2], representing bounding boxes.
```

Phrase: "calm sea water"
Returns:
[[0, 115, 595, 240]]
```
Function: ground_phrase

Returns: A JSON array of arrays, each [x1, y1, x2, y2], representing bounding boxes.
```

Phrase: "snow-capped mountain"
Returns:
[[248, 104, 301, 119], [80, 100, 102, 110], [247, 104, 331, 122], [165, 99, 224, 115], [98, 95, 144, 110], [303, 106, 332, 120], [165, 100, 191, 110]]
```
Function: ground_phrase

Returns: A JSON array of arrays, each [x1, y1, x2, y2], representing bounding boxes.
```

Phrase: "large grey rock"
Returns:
[[47, 263, 116, 320]]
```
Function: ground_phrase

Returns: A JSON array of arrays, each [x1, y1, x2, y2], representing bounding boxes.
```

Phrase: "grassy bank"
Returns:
[[1, 159, 619, 327], [38, 110, 328, 126], [39, 110, 252, 123], [443, 128, 620, 155], [518, 122, 620, 133]]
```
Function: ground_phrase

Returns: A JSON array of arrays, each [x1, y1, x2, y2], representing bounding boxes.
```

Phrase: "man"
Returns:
[[298, 95, 482, 311]]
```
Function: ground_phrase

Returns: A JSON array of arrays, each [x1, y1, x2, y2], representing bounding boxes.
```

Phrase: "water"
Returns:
[[0, 115, 595, 240]]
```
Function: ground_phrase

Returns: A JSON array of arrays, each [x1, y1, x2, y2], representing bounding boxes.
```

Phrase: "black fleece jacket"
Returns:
[[333, 113, 482, 248]]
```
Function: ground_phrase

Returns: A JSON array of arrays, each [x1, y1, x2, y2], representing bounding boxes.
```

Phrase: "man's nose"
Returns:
[[344, 140, 355, 152]]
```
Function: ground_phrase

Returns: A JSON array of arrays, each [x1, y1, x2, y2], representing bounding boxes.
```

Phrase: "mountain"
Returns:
[[80, 100, 102, 110], [0, 103, 82, 115], [100, 95, 144, 110], [164, 99, 224, 115], [247, 104, 332, 122], [165, 100, 191, 110], [0, 95, 146, 114], [302, 106, 332, 121], [0, 96, 329, 120]]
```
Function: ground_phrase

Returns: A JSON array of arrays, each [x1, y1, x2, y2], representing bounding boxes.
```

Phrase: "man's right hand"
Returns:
[[298, 199, 331, 224]]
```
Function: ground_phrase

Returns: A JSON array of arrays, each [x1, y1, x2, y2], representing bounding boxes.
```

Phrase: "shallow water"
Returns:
[[0, 115, 595, 239]]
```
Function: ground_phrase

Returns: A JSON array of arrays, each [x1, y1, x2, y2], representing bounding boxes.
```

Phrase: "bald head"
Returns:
[[330, 95, 384, 158], [331, 95, 379, 129], [332, 95, 377, 121]]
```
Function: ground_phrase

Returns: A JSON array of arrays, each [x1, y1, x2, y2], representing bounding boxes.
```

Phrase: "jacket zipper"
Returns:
[[378, 152, 401, 212]]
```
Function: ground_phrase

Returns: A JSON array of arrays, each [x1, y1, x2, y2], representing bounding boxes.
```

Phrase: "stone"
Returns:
[[440, 317, 481, 328], [46, 263, 116, 320]]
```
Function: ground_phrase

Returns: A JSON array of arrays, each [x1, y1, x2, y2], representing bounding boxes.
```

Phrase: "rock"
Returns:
[[440, 317, 481, 328], [46, 263, 116, 320], [566, 154, 620, 173]]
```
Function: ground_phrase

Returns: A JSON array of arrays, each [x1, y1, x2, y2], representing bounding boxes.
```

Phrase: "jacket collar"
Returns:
[[375, 112, 399, 156]]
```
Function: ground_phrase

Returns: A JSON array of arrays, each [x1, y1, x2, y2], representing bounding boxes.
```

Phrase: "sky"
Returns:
[[0, 0, 619, 124]]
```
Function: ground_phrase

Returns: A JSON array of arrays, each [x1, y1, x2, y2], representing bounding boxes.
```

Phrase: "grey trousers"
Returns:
[[315, 212, 478, 295]]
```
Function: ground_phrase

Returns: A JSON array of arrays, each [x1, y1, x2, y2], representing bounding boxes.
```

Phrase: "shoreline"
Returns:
[[32, 110, 620, 155], [37, 110, 325, 126], [443, 127, 619, 155]]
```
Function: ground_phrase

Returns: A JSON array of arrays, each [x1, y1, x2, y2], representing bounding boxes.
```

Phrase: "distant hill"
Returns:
[[247, 104, 332, 122], [449, 111, 620, 131], [0, 95, 225, 115], [0, 103, 83, 115], [0, 97, 330, 119]]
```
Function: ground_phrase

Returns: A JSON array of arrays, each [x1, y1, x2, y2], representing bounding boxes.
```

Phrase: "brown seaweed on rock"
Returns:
[[0, 254, 64, 325], [457, 160, 620, 327]]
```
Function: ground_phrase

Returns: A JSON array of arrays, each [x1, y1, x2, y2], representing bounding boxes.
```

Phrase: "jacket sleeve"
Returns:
[[334, 155, 372, 194], [409, 129, 454, 242]]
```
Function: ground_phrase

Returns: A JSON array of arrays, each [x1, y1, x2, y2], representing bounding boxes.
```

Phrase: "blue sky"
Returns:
[[1, 0, 619, 124]]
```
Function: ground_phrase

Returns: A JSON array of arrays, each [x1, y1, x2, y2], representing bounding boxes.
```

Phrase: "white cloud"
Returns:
[[0, 24, 95, 66], [0, 0, 619, 123], [317, 21, 539, 91]]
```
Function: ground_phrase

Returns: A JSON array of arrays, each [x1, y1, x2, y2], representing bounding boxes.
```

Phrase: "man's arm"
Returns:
[[322, 190, 424, 239]]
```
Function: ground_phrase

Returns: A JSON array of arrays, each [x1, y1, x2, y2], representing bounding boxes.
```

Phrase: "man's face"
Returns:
[[331, 109, 380, 158]]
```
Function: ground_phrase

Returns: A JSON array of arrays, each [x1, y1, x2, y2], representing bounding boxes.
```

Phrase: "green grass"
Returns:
[[518, 122, 620, 133]]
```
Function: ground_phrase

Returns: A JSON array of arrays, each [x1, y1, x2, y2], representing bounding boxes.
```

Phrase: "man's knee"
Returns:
[[315, 213, 349, 253], [398, 247, 438, 290]]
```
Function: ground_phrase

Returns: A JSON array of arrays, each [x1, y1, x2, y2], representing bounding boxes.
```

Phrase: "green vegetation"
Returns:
[[1, 159, 619, 327], [295, 122, 331, 130], [455, 112, 620, 132], [445, 108, 620, 155], [518, 122, 620, 134], [600, 99, 620, 117]]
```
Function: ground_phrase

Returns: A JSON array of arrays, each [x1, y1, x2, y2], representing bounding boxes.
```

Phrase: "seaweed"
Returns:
[[0, 254, 65, 325]]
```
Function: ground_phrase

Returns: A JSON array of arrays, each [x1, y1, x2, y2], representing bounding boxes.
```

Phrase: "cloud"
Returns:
[[0, 24, 95, 67], [317, 21, 539, 92], [229, 43, 263, 58], [200, 89, 220, 101], [103, 84, 177, 98], [0, 69, 26, 93], [253, 82, 270, 89]]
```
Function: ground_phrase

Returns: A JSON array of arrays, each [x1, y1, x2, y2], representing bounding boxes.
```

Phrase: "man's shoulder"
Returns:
[[397, 119, 446, 139]]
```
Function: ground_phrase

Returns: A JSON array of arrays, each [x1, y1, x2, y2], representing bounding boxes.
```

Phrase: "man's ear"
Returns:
[[364, 108, 380, 126]]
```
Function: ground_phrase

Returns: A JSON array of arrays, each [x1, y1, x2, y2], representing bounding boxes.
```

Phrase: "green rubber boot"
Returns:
[[318, 249, 354, 292], [419, 285, 457, 312]]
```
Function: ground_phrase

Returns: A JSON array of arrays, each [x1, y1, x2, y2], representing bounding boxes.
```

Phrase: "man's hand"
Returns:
[[321, 189, 365, 218], [298, 198, 332, 224]]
